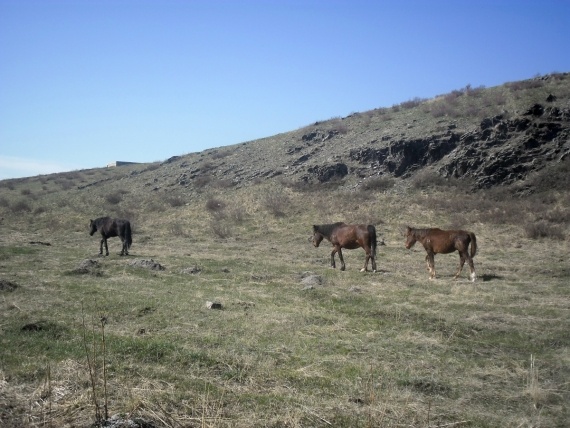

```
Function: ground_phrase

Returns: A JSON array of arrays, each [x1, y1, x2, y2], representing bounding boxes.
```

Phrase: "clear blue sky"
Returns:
[[1, 0, 569, 179]]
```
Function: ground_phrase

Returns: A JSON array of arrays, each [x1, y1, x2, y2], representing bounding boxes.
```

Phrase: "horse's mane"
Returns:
[[314, 222, 346, 238], [410, 227, 441, 239]]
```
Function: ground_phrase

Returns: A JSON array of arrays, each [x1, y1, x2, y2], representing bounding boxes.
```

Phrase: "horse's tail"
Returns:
[[368, 225, 377, 259], [125, 221, 133, 249], [469, 232, 477, 258]]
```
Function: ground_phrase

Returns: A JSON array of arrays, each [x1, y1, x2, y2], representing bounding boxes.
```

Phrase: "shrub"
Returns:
[[166, 195, 185, 207], [11, 200, 32, 213], [206, 197, 225, 212], [194, 175, 213, 189], [33, 206, 47, 215], [506, 79, 544, 91], [524, 222, 565, 240], [263, 189, 290, 217], [210, 219, 232, 239], [105, 192, 122, 205], [411, 170, 448, 189], [212, 178, 235, 189], [399, 97, 426, 109], [227, 206, 247, 223], [210, 149, 232, 160], [543, 207, 570, 225], [360, 176, 394, 192]]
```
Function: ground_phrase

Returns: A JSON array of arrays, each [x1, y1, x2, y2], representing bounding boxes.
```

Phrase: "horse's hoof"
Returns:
[[360, 268, 366, 272]]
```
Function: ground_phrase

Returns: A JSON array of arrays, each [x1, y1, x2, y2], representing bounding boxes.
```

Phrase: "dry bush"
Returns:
[[263, 189, 290, 217], [206, 197, 225, 212], [477, 198, 525, 225], [429, 101, 458, 118], [524, 221, 565, 240], [166, 195, 185, 207], [10, 200, 32, 214], [210, 149, 232, 160], [33, 206, 47, 215], [212, 178, 235, 189], [210, 218, 232, 239], [105, 192, 123, 205], [506, 79, 544, 91], [399, 97, 426, 109], [360, 176, 395, 192], [528, 158, 570, 193], [169, 222, 191, 238], [56, 179, 74, 190], [227, 206, 247, 223], [193, 175, 213, 189], [282, 178, 343, 193], [543, 207, 570, 225], [411, 170, 449, 189]]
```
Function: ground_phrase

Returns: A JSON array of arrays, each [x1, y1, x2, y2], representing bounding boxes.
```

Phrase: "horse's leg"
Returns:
[[361, 247, 376, 272], [425, 254, 432, 274], [427, 252, 436, 279], [361, 253, 369, 272], [330, 248, 337, 269], [102, 238, 109, 256], [120, 236, 127, 256], [338, 248, 346, 271], [454, 253, 466, 280], [99, 238, 104, 255], [467, 255, 476, 282]]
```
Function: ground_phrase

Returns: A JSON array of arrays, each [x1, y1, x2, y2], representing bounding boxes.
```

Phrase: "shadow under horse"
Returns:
[[311, 222, 378, 272], [405, 226, 477, 281], [89, 217, 132, 256]]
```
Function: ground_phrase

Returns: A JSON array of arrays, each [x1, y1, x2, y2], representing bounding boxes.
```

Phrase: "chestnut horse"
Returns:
[[405, 226, 477, 281], [312, 222, 377, 272], [89, 217, 132, 256]]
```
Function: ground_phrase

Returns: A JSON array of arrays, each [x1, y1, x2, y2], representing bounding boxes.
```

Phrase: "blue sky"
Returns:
[[1, 0, 569, 179]]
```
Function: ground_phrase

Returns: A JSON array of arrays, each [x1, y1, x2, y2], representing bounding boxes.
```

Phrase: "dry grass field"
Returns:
[[1, 161, 569, 427]]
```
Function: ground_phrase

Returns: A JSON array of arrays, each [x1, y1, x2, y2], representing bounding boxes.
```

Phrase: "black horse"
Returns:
[[89, 217, 132, 256]]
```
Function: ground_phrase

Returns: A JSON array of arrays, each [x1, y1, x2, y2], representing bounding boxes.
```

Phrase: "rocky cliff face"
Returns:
[[308, 103, 570, 189]]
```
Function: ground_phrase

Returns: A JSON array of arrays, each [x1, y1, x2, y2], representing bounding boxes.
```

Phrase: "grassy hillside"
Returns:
[[1, 75, 569, 427]]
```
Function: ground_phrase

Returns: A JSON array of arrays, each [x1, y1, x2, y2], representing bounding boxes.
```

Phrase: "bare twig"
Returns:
[[82, 305, 101, 424]]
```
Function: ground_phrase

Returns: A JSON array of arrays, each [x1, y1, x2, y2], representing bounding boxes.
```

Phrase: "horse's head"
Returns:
[[311, 225, 324, 247], [89, 220, 97, 236], [404, 226, 416, 249]]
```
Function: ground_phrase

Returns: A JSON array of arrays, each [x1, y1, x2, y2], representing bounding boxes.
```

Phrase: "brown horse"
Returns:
[[89, 217, 132, 256], [312, 222, 378, 272], [405, 226, 477, 281]]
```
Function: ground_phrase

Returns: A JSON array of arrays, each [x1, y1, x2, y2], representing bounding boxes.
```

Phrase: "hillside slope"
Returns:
[[149, 73, 569, 193]]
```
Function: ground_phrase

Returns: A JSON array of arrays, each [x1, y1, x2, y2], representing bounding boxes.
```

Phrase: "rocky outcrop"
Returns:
[[345, 104, 570, 188]]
